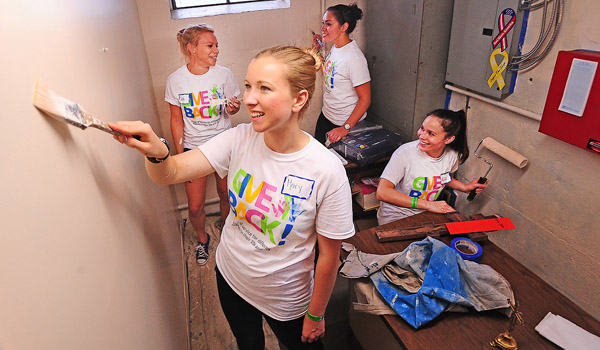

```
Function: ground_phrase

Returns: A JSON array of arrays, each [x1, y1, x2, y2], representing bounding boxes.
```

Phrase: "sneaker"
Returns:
[[195, 234, 211, 266]]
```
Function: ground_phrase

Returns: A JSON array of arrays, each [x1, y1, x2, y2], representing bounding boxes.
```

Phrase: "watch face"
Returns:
[[344, 124, 350, 130]]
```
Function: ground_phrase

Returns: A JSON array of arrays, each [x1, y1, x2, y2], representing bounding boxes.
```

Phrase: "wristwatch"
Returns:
[[146, 137, 170, 163], [343, 123, 351, 130]]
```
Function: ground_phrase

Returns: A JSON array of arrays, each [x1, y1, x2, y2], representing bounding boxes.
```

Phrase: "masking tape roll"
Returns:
[[451, 238, 483, 262]]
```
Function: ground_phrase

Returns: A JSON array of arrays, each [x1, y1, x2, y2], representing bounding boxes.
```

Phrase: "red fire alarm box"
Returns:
[[539, 50, 600, 154]]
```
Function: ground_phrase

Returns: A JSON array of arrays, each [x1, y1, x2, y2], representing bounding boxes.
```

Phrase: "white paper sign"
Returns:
[[558, 58, 598, 117]]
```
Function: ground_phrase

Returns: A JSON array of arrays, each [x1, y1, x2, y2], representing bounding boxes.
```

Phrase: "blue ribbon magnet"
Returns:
[[451, 237, 483, 262]]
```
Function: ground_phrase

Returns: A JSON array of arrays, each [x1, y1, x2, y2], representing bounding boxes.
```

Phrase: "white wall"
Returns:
[[451, 0, 600, 320], [136, 0, 366, 211], [0, 1, 187, 349]]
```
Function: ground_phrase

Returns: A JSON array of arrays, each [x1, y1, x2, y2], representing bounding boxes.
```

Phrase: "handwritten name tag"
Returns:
[[440, 172, 452, 185], [281, 174, 314, 200], [178, 94, 190, 105]]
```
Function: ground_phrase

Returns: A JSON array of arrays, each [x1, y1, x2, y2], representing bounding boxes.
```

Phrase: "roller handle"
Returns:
[[467, 177, 487, 201]]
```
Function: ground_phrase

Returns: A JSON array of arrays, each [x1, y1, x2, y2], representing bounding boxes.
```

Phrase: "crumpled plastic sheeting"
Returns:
[[340, 237, 514, 328]]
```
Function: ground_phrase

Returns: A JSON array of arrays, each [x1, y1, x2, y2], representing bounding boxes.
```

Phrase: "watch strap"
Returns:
[[147, 137, 170, 163]]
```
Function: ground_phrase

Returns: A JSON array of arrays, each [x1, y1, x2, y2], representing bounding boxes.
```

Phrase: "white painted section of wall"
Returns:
[[450, 0, 600, 320], [136, 0, 366, 214], [0, 1, 186, 349]]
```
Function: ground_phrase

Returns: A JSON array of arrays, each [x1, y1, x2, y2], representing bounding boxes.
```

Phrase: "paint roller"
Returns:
[[467, 137, 528, 201]]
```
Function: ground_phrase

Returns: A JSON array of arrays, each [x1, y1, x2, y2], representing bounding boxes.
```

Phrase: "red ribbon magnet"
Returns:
[[492, 8, 516, 51]]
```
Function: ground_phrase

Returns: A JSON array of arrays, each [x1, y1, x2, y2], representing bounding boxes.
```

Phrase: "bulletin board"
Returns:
[[539, 50, 600, 154]]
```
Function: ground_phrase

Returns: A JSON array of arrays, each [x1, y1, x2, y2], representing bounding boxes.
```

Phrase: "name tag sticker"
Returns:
[[281, 175, 314, 200], [178, 94, 190, 105], [440, 172, 452, 185]]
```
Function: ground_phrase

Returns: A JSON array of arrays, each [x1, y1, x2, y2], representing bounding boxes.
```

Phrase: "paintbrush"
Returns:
[[312, 30, 323, 48], [32, 77, 122, 137]]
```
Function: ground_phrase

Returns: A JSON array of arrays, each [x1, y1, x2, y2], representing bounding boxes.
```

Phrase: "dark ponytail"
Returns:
[[327, 3, 364, 34], [428, 109, 469, 164]]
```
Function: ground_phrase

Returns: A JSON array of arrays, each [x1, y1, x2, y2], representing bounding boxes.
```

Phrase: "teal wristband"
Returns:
[[411, 197, 418, 209], [306, 310, 324, 322]]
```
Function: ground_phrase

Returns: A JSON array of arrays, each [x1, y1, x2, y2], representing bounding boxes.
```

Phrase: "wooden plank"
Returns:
[[375, 223, 448, 242], [375, 212, 496, 242]]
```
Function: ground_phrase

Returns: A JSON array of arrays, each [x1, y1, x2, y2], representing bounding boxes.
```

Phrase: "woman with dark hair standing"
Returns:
[[376, 109, 488, 225], [312, 3, 371, 145]]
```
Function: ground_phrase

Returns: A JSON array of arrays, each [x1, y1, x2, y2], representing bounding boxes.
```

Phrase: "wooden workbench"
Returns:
[[344, 211, 600, 350]]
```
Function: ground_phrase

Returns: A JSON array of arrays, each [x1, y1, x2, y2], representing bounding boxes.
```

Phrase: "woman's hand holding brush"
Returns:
[[109, 120, 214, 185], [109, 121, 168, 160]]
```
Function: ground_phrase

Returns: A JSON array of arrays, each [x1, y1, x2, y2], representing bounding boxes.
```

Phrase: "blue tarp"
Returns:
[[341, 237, 514, 328]]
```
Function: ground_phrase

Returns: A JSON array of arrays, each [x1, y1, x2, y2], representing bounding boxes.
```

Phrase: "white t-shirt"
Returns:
[[199, 123, 355, 321], [322, 40, 371, 125], [165, 64, 240, 148], [377, 140, 459, 225]]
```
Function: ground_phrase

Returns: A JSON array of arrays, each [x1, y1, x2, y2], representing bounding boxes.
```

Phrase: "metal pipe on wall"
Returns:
[[445, 84, 542, 121]]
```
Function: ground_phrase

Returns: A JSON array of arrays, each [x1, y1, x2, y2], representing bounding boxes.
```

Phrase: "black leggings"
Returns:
[[314, 112, 339, 145], [215, 267, 324, 350]]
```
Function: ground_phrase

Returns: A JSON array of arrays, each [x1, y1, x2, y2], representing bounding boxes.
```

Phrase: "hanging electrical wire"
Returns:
[[508, 0, 564, 72]]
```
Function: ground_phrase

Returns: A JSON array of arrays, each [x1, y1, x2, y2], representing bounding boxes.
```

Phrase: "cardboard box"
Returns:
[[355, 191, 380, 211], [354, 180, 380, 210]]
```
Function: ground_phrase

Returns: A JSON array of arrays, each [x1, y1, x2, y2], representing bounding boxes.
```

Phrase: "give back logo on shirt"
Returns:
[[322, 58, 337, 89], [228, 169, 314, 249], [409, 172, 452, 201], [178, 84, 225, 121]]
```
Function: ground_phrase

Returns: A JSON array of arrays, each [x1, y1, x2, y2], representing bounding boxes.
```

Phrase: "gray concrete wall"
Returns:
[[364, 0, 453, 141]]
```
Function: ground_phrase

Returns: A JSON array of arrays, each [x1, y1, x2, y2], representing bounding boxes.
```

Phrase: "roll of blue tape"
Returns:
[[451, 237, 483, 262]]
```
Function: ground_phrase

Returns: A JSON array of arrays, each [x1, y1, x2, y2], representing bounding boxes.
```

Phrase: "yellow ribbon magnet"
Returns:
[[488, 48, 509, 89]]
